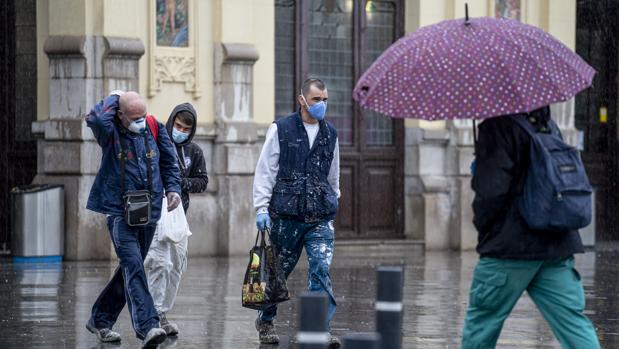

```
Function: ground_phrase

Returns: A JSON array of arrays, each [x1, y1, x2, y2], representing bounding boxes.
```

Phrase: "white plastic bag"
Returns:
[[156, 197, 192, 243]]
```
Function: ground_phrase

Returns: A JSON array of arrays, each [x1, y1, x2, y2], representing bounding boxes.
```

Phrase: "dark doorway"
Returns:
[[0, 0, 38, 252], [275, 0, 405, 239], [576, 0, 619, 241], [575, 0, 619, 241]]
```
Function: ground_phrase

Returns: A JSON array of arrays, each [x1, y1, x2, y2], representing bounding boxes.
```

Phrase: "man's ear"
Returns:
[[115, 112, 125, 126], [297, 94, 306, 107]]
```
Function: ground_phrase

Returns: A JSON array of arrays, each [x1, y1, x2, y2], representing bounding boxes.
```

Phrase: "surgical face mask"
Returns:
[[127, 117, 146, 134], [301, 94, 327, 121], [172, 127, 189, 143]]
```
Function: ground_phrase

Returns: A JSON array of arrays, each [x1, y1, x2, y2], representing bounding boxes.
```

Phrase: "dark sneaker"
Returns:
[[159, 312, 179, 336], [142, 327, 166, 348], [328, 334, 342, 349], [86, 321, 121, 343], [255, 318, 280, 344]]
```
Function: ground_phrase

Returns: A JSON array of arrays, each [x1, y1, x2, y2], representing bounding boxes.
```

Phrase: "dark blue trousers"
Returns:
[[89, 216, 159, 339], [259, 218, 337, 326]]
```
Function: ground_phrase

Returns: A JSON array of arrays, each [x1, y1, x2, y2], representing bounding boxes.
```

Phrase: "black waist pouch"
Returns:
[[124, 190, 151, 226]]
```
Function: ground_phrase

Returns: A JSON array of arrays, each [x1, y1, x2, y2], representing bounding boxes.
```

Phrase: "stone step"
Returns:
[[335, 239, 424, 254]]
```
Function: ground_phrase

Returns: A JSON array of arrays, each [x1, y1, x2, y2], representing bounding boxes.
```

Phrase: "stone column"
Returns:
[[551, 100, 579, 146], [405, 127, 452, 250], [33, 35, 144, 260], [448, 119, 477, 251], [213, 43, 262, 256]]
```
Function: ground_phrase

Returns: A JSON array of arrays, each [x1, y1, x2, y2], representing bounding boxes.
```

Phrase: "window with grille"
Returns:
[[274, 0, 402, 148]]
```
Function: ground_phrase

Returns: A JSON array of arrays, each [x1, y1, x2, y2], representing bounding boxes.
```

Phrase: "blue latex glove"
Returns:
[[470, 159, 476, 175], [256, 213, 271, 231]]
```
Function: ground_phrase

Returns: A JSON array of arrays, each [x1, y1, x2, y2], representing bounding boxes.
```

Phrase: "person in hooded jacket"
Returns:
[[144, 102, 208, 337], [461, 106, 600, 348]]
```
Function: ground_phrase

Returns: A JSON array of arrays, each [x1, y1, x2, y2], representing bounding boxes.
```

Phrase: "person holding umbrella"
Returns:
[[462, 105, 600, 348], [353, 8, 601, 349]]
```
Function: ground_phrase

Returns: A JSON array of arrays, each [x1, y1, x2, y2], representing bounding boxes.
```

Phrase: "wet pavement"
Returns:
[[1, 246, 618, 348]]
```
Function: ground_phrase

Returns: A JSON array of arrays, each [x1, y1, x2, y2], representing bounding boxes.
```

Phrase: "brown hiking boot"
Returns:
[[255, 318, 279, 344]]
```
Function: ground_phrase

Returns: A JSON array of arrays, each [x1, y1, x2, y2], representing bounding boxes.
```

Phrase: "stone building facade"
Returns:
[[5, 0, 587, 260]]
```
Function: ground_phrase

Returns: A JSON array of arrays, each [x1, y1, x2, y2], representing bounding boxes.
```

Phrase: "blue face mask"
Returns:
[[127, 118, 146, 134], [172, 128, 189, 143], [302, 95, 327, 121]]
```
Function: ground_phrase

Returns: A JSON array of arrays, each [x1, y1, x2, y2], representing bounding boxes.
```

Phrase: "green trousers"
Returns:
[[461, 256, 600, 349]]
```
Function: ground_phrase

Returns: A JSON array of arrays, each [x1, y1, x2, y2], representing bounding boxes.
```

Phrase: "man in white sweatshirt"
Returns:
[[253, 78, 341, 348]]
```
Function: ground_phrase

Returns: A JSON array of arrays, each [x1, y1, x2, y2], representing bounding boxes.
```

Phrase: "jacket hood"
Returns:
[[166, 103, 197, 145]]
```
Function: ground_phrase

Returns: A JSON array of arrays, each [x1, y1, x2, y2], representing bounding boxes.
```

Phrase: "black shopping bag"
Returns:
[[242, 228, 290, 310]]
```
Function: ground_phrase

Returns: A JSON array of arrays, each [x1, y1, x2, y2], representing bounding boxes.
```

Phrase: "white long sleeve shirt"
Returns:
[[253, 122, 340, 214]]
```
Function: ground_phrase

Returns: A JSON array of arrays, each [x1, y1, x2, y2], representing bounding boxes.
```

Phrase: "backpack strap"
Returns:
[[118, 129, 154, 196], [146, 115, 158, 141]]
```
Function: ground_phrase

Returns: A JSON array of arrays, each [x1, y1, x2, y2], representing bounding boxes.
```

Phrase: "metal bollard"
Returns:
[[375, 266, 404, 349], [342, 332, 381, 349], [297, 292, 329, 349]]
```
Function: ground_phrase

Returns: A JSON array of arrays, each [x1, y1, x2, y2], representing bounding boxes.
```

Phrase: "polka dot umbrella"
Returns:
[[353, 15, 596, 120]]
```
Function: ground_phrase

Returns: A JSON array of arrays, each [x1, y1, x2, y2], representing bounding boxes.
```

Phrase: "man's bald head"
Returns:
[[119, 91, 147, 120], [118, 91, 146, 120], [118, 91, 147, 129]]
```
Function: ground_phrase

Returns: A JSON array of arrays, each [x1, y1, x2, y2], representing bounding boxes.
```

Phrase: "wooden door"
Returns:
[[275, 0, 405, 238]]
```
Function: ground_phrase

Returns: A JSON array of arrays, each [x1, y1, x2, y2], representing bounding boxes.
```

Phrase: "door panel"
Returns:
[[364, 164, 397, 233], [336, 162, 357, 235], [351, 0, 404, 238]]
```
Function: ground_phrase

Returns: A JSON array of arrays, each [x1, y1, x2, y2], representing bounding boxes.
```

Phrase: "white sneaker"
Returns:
[[86, 321, 121, 343], [159, 312, 179, 336], [142, 327, 166, 348]]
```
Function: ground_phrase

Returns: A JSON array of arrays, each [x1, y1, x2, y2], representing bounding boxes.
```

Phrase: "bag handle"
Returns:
[[254, 228, 269, 247]]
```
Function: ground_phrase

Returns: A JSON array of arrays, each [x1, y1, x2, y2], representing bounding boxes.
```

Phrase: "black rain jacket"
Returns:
[[472, 106, 584, 259], [165, 103, 208, 212]]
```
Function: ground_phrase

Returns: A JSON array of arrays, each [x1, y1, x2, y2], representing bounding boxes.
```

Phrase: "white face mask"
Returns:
[[127, 117, 146, 134]]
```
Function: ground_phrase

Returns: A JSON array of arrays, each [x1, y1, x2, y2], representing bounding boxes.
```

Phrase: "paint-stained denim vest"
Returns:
[[268, 112, 338, 222]]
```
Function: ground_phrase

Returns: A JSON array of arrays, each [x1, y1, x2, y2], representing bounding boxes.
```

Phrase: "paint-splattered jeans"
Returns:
[[89, 216, 160, 340], [259, 218, 337, 326]]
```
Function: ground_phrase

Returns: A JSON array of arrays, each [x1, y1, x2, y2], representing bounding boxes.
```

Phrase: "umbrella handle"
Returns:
[[472, 118, 478, 151]]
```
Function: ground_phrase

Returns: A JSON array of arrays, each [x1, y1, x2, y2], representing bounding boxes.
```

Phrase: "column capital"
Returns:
[[44, 35, 86, 56], [220, 43, 259, 64], [103, 37, 145, 58]]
